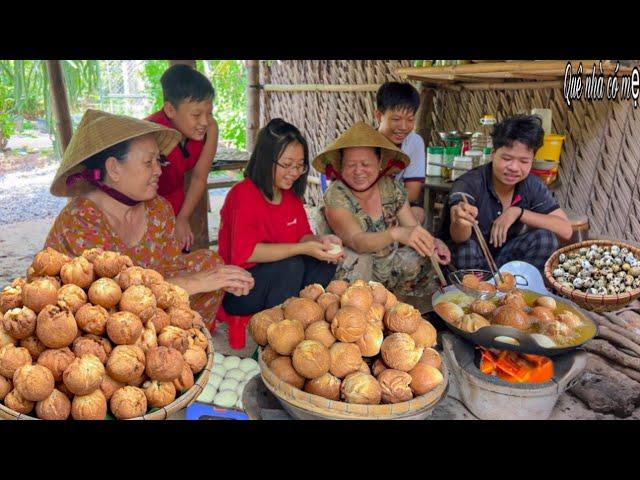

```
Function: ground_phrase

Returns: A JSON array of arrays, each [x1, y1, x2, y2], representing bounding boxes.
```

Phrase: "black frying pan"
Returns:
[[431, 285, 598, 356]]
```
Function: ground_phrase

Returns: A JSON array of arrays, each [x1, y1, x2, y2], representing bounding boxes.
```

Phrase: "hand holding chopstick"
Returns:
[[456, 193, 504, 285]]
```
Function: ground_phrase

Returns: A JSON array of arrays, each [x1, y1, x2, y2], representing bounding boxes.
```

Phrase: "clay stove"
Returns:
[[441, 333, 587, 420]]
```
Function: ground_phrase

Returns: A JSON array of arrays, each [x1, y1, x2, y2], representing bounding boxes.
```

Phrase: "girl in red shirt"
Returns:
[[219, 118, 343, 315]]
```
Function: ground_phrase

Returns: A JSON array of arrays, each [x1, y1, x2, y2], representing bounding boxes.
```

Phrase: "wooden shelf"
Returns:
[[395, 61, 633, 91]]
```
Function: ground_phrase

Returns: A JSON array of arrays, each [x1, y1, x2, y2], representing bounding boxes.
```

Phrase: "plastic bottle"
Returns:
[[426, 146, 444, 177]]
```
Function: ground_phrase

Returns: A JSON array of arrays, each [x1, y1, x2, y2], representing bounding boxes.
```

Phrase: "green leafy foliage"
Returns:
[[1, 60, 248, 153], [141, 60, 169, 112]]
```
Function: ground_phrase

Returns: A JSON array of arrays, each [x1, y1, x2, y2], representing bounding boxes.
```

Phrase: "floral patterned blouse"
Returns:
[[45, 195, 224, 326], [323, 176, 408, 258]]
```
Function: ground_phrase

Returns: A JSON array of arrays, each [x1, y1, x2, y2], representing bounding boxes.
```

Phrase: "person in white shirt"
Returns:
[[375, 81, 450, 263]]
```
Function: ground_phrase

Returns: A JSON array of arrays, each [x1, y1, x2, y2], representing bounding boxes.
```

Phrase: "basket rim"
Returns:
[[258, 349, 448, 419], [0, 324, 213, 421], [543, 239, 640, 304]]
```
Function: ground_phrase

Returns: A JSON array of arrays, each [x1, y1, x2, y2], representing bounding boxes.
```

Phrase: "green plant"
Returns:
[[141, 60, 169, 112]]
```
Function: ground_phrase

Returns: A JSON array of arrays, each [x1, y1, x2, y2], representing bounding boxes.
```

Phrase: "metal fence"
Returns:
[[97, 60, 152, 118]]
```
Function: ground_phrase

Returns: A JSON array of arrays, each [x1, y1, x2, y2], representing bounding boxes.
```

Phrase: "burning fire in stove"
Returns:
[[478, 348, 554, 383]]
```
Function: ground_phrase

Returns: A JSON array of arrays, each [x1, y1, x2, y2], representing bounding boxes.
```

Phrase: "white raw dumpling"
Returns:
[[214, 352, 225, 366], [207, 373, 223, 390], [236, 381, 247, 397], [214, 390, 238, 409], [235, 398, 244, 410], [218, 378, 239, 392], [226, 368, 246, 382], [197, 384, 217, 404], [222, 356, 241, 370], [238, 358, 258, 373], [242, 371, 258, 384], [212, 364, 227, 377]]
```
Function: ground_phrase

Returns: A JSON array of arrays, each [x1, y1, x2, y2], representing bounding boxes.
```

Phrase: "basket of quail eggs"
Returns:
[[544, 240, 640, 312], [0, 247, 213, 420], [249, 279, 448, 420]]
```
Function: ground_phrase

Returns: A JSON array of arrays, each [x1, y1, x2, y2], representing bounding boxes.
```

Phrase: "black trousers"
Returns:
[[450, 228, 559, 272], [222, 255, 337, 316]]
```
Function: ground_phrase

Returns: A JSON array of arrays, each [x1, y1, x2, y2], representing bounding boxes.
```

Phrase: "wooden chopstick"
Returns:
[[429, 253, 447, 292], [460, 195, 504, 283]]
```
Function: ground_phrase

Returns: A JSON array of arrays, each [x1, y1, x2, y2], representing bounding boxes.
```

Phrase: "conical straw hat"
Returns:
[[50, 109, 182, 197], [312, 122, 410, 175]]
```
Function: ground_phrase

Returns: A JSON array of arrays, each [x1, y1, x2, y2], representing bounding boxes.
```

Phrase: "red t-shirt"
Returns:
[[146, 109, 205, 216], [218, 178, 313, 269]]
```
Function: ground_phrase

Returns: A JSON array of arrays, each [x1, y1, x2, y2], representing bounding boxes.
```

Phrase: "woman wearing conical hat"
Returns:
[[314, 122, 450, 293], [44, 109, 255, 328]]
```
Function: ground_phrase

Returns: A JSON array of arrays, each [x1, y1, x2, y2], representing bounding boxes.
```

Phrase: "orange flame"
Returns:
[[479, 348, 553, 383]]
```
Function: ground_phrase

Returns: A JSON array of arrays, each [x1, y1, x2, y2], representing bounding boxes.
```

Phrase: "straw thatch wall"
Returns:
[[260, 60, 640, 243]]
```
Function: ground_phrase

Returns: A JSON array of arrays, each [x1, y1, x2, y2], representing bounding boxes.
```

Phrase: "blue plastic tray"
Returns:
[[185, 402, 249, 420]]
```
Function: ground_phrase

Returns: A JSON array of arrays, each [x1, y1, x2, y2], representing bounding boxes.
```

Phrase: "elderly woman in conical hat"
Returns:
[[314, 122, 450, 293], [45, 109, 254, 327]]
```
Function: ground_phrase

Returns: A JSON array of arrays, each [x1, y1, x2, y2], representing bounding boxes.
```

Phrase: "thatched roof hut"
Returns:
[[259, 60, 640, 243]]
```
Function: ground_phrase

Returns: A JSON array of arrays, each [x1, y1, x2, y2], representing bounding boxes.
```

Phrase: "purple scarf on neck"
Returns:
[[65, 169, 141, 206]]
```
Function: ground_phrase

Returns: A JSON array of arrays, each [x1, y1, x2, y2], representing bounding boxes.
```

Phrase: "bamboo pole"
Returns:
[[246, 60, 260, 153], [263, 83, 381, 92], [395, 60, 605, 77], [461, 80, 563, 91], [44, 60, 73, 153]]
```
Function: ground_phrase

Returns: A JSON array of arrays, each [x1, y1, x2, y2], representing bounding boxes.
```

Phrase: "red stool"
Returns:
[[214, 306, 252, 350]]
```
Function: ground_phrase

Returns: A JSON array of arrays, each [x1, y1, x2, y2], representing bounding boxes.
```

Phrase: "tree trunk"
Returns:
[[45, 60, 73, 153], [246, 60, 260, 153], [184, 170, 209, 250]]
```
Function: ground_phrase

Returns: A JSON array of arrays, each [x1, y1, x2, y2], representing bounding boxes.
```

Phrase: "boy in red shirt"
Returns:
[[146, 64, 219, 251]]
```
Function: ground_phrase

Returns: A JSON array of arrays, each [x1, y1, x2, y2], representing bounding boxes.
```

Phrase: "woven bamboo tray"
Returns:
[[258, 350, 448, 420], [544, 239, 640, 312], [0, 324, 213, 421]]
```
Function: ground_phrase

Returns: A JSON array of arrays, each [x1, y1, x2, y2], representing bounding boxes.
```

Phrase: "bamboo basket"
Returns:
[[258, 350, 448, 420], [0, 324, 213, 421], [544, 239, 640, 312]]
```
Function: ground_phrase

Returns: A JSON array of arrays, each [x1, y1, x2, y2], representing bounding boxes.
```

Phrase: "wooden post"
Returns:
[[169, 60, 208, 249], [45, 60, 73, 153], [246, 60, 260, 153], [416, 84, 437, 230], [184, 170, 210, 251], [415, 83, 436, 147]]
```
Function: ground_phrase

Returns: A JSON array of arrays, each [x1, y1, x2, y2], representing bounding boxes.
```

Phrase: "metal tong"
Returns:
[[451, 191, 504, 285]]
